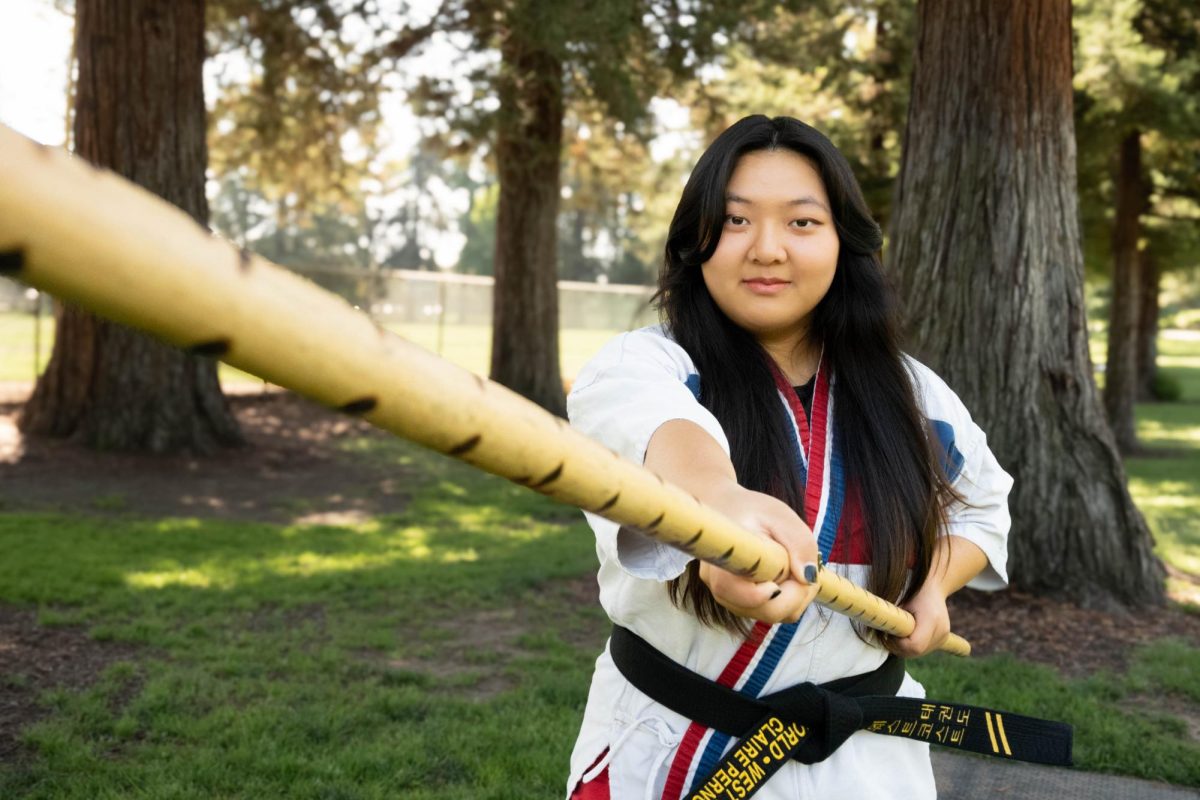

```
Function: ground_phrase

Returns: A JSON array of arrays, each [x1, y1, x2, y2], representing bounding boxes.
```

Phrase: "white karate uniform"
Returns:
[[564, 325, 1012, 800]]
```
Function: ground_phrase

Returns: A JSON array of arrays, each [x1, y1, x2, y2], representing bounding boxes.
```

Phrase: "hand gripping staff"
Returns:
[[0, 125, 969, 656]]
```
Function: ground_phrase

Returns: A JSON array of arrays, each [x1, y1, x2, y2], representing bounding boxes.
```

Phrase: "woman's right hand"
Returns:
[[696, 483, 821, 625], [641, 419, 821, 626]]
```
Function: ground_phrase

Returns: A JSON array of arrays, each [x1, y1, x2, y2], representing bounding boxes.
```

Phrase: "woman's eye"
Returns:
[[725, 215, 748, 226], [792, 218, 817, 229]]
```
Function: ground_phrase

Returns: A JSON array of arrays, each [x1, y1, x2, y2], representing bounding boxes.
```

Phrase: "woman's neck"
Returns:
[[759, 330, 820, 385]]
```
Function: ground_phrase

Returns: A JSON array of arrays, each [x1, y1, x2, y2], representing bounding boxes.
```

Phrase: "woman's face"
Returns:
[[701, 149, 840, 350]]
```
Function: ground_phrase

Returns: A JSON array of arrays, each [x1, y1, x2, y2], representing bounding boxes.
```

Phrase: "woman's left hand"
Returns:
[[886, 581, 952, 658]]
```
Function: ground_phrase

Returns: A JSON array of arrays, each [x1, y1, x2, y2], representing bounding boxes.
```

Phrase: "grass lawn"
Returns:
[[1, 322, 1197, 795], [0, 439, 606, 799]]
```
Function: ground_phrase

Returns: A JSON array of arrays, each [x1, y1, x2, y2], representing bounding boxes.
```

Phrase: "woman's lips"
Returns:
[[743, 278, 790, 295]]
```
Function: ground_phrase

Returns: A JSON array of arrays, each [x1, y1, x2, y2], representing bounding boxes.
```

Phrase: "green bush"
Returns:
[[1153, 372, 1184, 402]]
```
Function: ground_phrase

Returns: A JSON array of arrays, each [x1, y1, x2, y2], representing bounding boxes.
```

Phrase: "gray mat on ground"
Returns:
[[932, 751, 1199, 799]]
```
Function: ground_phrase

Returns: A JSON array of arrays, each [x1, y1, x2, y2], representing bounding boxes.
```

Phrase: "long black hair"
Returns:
[[655, 115, 959, 638]]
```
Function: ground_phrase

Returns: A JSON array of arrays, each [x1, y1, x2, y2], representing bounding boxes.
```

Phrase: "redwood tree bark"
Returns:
[[1103, 130, 1146, 453], [1136, 247, 1160, 401], [19, 0, 242, 453], [489, 17, 567, 417], [888, 0, 1164, 606]]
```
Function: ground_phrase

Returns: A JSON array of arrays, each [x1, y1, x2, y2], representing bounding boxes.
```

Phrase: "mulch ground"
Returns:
[[948, 587, 1200, 678], [0, 385, 409, 525], [1, 386, 1198, 761]]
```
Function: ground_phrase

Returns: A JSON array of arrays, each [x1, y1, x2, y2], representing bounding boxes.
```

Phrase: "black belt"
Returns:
[[610, 625, 1072, 800]]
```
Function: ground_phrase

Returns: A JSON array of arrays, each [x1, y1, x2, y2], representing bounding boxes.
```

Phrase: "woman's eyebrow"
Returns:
[[725, 193, 830, 213]]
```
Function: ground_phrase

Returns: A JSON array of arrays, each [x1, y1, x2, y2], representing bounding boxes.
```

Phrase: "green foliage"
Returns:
[[1074, 0, 1200, 281], [1152, 370, 1184, 400], [206, 0, 391, 207]]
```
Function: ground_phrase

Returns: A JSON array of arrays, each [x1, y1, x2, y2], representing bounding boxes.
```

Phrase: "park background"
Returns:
[[1, 0, 1198, 797]]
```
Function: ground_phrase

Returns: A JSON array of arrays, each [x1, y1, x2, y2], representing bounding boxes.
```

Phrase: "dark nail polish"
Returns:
[[804, 564, 818, 583], [770, 588, 782, 600]]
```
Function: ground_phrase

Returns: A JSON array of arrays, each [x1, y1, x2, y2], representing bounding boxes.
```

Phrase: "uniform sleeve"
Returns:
[[568, 328, 730, 582], [907, 359, 1012, 591], [944, 425, 1012, 590]]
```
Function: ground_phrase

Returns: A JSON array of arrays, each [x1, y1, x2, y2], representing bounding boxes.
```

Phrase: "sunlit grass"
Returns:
[[0, 437, 603, 799]]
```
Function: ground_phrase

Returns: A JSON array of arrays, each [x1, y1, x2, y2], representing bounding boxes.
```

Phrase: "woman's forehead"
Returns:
[[725, 150, 829, 208]]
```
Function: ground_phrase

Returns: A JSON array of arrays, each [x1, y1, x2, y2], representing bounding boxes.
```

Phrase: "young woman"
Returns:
[[564, 116, 1012, 800]]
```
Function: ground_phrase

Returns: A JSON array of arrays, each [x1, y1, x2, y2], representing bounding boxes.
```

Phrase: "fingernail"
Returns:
[[803, 564, 818, 583], [770, 588, 782, 600]]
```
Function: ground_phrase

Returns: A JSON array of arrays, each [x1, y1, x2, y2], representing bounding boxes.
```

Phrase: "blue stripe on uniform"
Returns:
[[930, 419, 964, 482], [688, 621, 801, 793], [816, 430, 845, 558]]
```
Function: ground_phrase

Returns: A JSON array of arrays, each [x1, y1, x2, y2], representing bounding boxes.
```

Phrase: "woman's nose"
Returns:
[[749, 224, 786, 264]]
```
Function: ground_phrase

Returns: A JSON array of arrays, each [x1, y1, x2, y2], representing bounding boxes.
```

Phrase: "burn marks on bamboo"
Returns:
[[533, 463, 564, 488], [187, 338, 231, 357], [338, 397, 377, 415], [596, 492, 620, 512], [448, 435, 481, 456], [0, 249, 24, 275]]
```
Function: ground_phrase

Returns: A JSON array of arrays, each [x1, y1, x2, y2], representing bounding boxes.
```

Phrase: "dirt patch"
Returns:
[[948, 587, 1200, 677], [369, 574, 607, 700], [0, 387, 410, 524], [0, 607, 142, 762], [1120, 692, 1200, 743]]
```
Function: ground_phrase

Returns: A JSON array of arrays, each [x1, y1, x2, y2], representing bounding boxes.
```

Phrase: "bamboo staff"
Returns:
[[0, 125, 970, 656]]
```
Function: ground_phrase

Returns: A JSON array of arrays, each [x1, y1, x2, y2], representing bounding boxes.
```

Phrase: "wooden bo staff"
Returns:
[[0, 124, 970, 656]]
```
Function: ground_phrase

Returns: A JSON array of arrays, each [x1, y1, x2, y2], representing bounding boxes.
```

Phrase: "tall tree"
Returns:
[[1135, 246, 1159, 400], [20, 0, 242, 454], [1075, 0, 1200, 419], [1104, 128, 1148, 451], [1133, 0, 1200, 398], [489, 4, 567, 412], [888, 0, 1164, 606]]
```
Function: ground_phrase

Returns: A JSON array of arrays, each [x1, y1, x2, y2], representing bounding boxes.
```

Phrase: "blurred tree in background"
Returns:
[[21, 0, 244, 454], [1074, 0, 1200, 452]]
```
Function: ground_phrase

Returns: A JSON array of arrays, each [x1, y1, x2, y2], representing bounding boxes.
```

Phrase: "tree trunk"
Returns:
[[19, 0, 242, 454], [1103, 130, 1145, 453], [1136, 247, 1160, 401], [888, 0, 1164, 607], [490, 18, 566, 416], [862, 1, 904, 232]]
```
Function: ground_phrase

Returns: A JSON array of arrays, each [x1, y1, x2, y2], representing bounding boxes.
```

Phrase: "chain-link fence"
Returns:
[[285, 265, 657, 331], [1, 267, 659, 382]]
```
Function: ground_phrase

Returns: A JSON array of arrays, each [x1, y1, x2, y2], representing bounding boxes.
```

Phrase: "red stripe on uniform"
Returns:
[[571, 749, 611, 800], [660, 621, 771, 800]]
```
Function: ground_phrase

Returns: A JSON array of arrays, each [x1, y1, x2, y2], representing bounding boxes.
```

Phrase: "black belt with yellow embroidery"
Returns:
[[610, 625, 1072, 800]]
